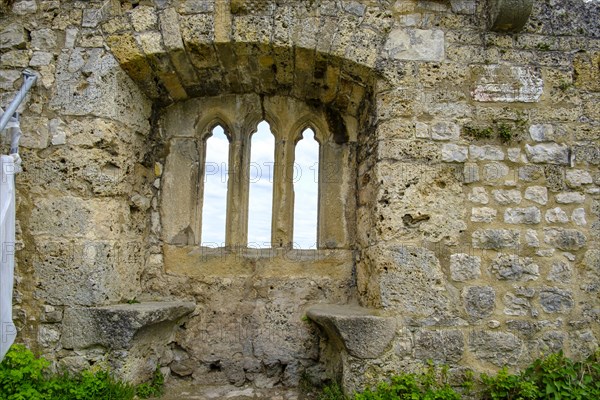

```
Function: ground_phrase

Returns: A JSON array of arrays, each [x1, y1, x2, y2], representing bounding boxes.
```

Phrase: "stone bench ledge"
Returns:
[[62, 301, 196, 350], [307, 304, 396, 359]]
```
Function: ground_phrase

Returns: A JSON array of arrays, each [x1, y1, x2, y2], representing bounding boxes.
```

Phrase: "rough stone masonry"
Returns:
[[0, 0, 598, 395]]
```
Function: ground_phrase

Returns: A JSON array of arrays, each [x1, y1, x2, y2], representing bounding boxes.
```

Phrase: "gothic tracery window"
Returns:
[[161, 95, 355, 253]]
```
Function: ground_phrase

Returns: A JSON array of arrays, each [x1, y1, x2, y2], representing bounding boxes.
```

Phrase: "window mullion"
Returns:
[[271, 133, 296, 249], [225, 130, 251, 248]]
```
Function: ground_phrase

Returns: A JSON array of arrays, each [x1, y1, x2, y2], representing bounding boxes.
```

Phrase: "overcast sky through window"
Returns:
[[201, 122, 319, 249]]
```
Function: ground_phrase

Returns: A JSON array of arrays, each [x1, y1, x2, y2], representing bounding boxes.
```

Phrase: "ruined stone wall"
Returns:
[[0, 0, 598, 392]]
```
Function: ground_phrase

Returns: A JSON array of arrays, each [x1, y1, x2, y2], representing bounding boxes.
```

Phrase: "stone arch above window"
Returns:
[[160, 95, 356, 252]]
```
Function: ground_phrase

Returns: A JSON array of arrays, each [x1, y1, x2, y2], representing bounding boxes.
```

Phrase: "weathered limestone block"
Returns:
[[483, 162, 509, 183], [62, 302, 195, 383], [548, 261, 573, 283], [431, 122, 460, 141], [1, 50, 30, 67], [50, 48, 151, 132], [307, 304, 396, 359], [0, 23, 27, 49], [525, 229, 540, 247], [463, 286, 496, 320], [359, 245, 456, 317], [29, 197, 130, 239], [468, 187, 489, 204], [524, 186, 548, 205], [566, 170, 593, 187], [383, 28, 445, 62], [545, 207, 569, 223], [373, 163, 465, 244], [504, 207, 541, 224], [507, 148, 522, 162], [463, 163, 480, 183], [539, 287, 574, 314], [490, 254, 539, 281], [506, 320, 541, 338], [62, 302, 195, 350], [574, 52, 600, 92], [31, 28, 57, 50], [471, 207, 497, 223], [414, 330, 464, 363], [0, 69, 21, 90], [544, 166, 566, 192], [525, 143, 570, 165], [533, 331, 567, 355], [469, 331, 523, 366], [12, 0, 37, 14], [503, 292, 532, 316], [451, 0, 476, 14], [38, 325, 61, 348], [442, 143, 468, 162], [472, 229, 520, 249], [29, 51, 54, 67], [529, 124, 566, 142], [572, 208, 587, 226], [450, 254, 482, 282], [569, 330, 599, 359], [130, 5, 158, 32], [519, 165, 544, 182], [544, 228, 586, 250], [32, 237, 145, 307], [471, 65, 543, 103], [469, 145, 505, 161], [556, 192, 585, 204]]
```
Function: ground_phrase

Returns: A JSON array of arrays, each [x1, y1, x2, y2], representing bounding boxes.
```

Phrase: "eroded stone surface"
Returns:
[[469, 331, 523, 366], [62, 302, 196, 349], [384, 28, 445, 62], [307, 304, 396, 359], [471, 65, 543, 103]]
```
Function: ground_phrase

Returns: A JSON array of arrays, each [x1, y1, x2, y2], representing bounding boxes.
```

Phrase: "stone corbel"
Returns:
[[62, 301, 196, 383], [487, 0, 534, 32]]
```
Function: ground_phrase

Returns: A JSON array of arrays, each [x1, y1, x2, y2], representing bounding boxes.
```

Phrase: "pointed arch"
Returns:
[[247, 121, 275, 248], [200, 125, 229, 247], [293, 128, 320, 249]]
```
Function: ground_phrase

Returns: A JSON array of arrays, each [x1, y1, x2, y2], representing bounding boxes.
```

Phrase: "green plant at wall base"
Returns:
[[318, 382, 348, 400], [481, 350, 600, 400], [136, 366, 165, 399], [317, 351, 600, 400], [0, 344, 166, 400], [0, 344, 50, 399]]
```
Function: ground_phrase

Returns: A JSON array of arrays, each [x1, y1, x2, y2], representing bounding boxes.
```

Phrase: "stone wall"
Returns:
[[0, 0, 598, 392]]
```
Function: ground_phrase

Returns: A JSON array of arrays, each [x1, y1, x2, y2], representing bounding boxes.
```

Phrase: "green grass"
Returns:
[[317, 350, 600, 400], [0, 344, 164, 400]]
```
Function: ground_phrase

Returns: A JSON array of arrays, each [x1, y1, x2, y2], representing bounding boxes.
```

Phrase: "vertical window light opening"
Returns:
[[248, 121, 275, 248], [293, 128, 319, 249], [201, 125, 229, 247]]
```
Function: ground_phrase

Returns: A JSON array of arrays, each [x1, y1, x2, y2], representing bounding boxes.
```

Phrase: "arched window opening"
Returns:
[[293, 128, 319, 249], [201, 125, 229, 247], [247, 121, 275, 248]]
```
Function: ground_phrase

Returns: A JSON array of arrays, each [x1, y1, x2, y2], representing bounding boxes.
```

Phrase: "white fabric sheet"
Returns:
[[0, 155, 17, 362]]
